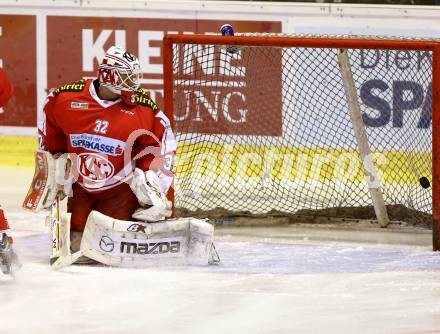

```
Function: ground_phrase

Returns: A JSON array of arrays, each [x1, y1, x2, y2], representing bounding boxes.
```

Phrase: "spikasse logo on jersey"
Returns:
[[70, 133, 125, 156]]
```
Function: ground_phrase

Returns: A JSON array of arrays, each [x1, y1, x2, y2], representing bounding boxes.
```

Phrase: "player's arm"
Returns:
[[130, 109, 177, 222], [135, 109, 176, 192], [23, 92, 73, 212], [0, 68, 14, 108], [38, 91, 68, 153]]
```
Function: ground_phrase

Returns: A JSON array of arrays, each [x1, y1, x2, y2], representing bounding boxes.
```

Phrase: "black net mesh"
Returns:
[[171, 42, 432, 227]]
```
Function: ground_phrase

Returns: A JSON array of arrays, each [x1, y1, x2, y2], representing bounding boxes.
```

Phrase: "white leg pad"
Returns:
[[80, 211, 217, 267]]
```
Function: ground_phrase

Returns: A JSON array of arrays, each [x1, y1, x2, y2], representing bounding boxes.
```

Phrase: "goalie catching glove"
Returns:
[[129, 168, 171, 222]]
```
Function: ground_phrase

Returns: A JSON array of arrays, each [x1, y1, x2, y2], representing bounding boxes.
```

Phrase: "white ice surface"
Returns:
[[2, 224, 440, 334], [1, 168, 440, 334]]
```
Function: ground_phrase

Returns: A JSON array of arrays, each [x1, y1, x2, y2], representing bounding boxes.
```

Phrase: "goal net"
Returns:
[[162, 33, 439, 250]]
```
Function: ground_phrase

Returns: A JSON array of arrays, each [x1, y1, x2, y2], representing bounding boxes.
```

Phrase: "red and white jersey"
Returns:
[[0, 206, 10, 232], [38, 79, 176, 193], [0, 68, 13, 107]]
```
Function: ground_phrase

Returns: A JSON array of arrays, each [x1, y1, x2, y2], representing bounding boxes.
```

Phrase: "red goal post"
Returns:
[[162, 33, 440, 250]]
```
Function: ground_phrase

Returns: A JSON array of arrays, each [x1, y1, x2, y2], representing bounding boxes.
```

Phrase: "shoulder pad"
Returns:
[[133, 89, 159, 112], [54, 79, 87, 95]]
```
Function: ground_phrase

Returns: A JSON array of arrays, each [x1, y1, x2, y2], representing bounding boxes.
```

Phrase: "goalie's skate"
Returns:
[[0, 233, 21, 275]]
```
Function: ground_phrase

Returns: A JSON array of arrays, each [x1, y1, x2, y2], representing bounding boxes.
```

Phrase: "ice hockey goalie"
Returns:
[[23, 46, 219, 268]]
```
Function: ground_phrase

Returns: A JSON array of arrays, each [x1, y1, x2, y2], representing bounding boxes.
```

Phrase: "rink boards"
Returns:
[[1, 137, 431, 186], [0, 136, 37, 167], [0, 136, 432, 214], [174, 143, 432, 214], [175, 142, 431, 186]]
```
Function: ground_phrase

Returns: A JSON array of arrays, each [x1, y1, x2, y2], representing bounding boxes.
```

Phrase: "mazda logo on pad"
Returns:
[[99, 236, 114, 252]]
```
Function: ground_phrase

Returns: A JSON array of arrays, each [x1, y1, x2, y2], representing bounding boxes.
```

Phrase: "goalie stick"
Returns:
[[48, 196, 83, 269], [49, 195, 63, 266]]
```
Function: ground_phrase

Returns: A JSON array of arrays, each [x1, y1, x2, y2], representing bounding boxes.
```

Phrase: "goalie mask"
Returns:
[[98, 46, 141, 94]]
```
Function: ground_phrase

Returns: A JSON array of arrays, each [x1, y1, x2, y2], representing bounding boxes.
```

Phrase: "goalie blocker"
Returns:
[[51, 210, 220, 269], [22, 150, 74, 212]]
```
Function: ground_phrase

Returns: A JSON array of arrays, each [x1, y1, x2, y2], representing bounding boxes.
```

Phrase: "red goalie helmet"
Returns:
[[98, 46, 141, 94]]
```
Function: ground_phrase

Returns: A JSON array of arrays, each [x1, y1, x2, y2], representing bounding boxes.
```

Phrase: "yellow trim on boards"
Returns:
[[0, 136, 37, 167]]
